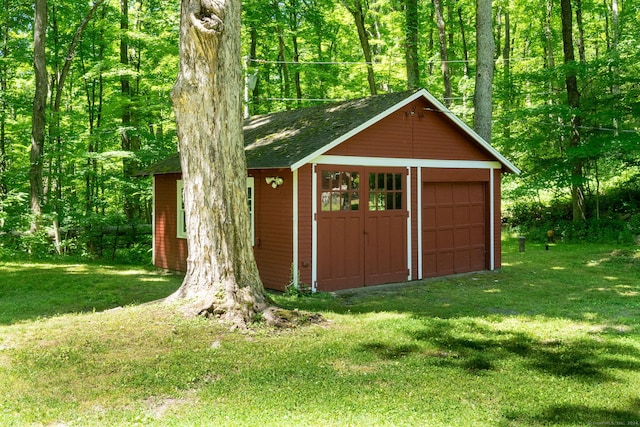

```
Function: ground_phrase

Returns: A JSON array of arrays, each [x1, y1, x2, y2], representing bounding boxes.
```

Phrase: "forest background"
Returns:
[[0, 0, 639, 260]]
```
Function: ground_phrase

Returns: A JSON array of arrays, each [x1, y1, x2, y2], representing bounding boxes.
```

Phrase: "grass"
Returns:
[[0, 239, 639, 426]]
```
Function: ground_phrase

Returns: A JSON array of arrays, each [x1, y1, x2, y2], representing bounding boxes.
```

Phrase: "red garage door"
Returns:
[[317, 168, 407, 291], [422, 182, 486, 277]]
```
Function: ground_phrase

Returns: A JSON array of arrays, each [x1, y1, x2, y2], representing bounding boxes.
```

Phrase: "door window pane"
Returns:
[[368, 172, 403, 211], [321, 170, 360, 212]]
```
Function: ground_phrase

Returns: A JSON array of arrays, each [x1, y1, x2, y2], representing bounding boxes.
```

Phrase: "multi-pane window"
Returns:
[[368, 172, 403, 211], [321, 171, 360, 211]]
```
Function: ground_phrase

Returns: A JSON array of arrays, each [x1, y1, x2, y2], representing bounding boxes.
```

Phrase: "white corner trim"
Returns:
[[152, 176, 156, 266], [311, 164, 318, 292], [490, 168, 495, 271], [406, 167, 412, 281], [416, 167, 422, 279], [292, 169, 299, 288]]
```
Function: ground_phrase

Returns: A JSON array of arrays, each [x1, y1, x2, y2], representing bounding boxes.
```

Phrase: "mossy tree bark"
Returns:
[[168, 0, 268, 326]]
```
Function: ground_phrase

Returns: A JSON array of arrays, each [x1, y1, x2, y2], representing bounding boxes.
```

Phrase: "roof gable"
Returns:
[[147, 88, 519, 175]]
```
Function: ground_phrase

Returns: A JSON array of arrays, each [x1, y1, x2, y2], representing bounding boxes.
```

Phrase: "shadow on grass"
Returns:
[[405, 319, 640, 382], [0, 260, 182, 325], [275, 242, 640, 386], [502, 400, 640, 426]]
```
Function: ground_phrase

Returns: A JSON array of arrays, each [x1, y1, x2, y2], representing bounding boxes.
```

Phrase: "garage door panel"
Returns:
[[436, 207, 454, 226], [437, 251, 454, 274], [437, 228, 455, 250], [470, 248, 485, 270], [436, 184, 453, 203], [423, 181, 487, 277], [455, 206, 470, 224], [454, 250, 470, 271], [470, 226, 485, 245], [470, 204, 484, 220], [469, 184, 485, 202], [455, 227, 470, 247]]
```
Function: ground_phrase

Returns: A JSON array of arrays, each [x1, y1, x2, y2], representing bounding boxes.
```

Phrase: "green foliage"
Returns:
[[506, 181, 640, 244], [1, 0, 640, 252]]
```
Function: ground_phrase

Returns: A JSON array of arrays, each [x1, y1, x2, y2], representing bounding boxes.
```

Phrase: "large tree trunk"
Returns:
[[433, 0, 451, 106], [30, 0, 47, 230], [560, 0, 585, 221], [473, 0, 495, 143], [405, 0, 419, 89], [169, 0, 267, 325]]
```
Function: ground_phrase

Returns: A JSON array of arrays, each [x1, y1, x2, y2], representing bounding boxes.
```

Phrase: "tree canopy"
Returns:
[[1, 0, 639, 252]]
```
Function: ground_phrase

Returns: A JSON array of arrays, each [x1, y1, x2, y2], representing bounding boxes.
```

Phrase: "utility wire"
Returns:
[[247, 57, 540, 66]]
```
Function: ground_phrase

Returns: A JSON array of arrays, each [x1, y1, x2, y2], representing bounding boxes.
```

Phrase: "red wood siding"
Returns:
[[251, 169, 294, 291], [327, 98, 492, 161], [153, 174, 187, 272], [297, 165, 314, 287]]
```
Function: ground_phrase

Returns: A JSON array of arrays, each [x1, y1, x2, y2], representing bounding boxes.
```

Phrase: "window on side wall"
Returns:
[[176, 180, 187, 239], [177, 178, 255, 245], [247, 176, 255, 246]]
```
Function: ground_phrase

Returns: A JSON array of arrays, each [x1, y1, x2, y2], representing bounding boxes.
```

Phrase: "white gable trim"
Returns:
[[289, 88, 520, 175], [290, 90, 426, 172]]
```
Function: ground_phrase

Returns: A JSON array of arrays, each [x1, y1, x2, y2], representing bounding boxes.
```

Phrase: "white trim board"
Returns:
[[312, 155, 503, 170]]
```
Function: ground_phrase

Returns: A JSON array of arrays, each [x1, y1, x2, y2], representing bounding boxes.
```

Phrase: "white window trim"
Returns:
[[176, 180, 187, 239], [247, 176, 255, 246], [177, 178, 255, 244]]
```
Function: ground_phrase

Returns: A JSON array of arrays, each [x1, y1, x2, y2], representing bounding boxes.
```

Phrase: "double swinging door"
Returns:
[[316, 167, 408, 291]]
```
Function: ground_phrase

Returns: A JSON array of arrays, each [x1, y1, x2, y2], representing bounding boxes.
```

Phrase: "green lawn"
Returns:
[[0, 239, 639, 426]]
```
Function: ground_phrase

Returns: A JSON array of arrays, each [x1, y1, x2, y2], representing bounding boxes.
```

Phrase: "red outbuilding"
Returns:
[[149, 88, 519, 292]]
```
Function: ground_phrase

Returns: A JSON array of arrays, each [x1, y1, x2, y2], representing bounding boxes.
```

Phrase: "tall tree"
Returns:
[[0, 0, 9, 197], [120, 0, 136, 220], [341, 0, 377, 95], [169, 0, 268, 325], [30, 0, 47, 230], [473, 0, 495, 142], [560, 0, 585, 221], [405, 0, 419, 89], [433, 0, 451, 106]]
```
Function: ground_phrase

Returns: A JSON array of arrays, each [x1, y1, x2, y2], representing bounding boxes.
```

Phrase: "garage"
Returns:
[[150, 88, 519, 292]]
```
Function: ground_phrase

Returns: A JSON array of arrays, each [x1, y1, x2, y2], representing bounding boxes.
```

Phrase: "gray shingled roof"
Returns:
[[146, 89, 520, 175], [244, 89, 419, 169], [146, 89, 421, 174]]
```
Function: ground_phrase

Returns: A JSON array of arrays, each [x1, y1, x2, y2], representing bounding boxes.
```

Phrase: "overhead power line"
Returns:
[[246, 57, 540, 66]]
